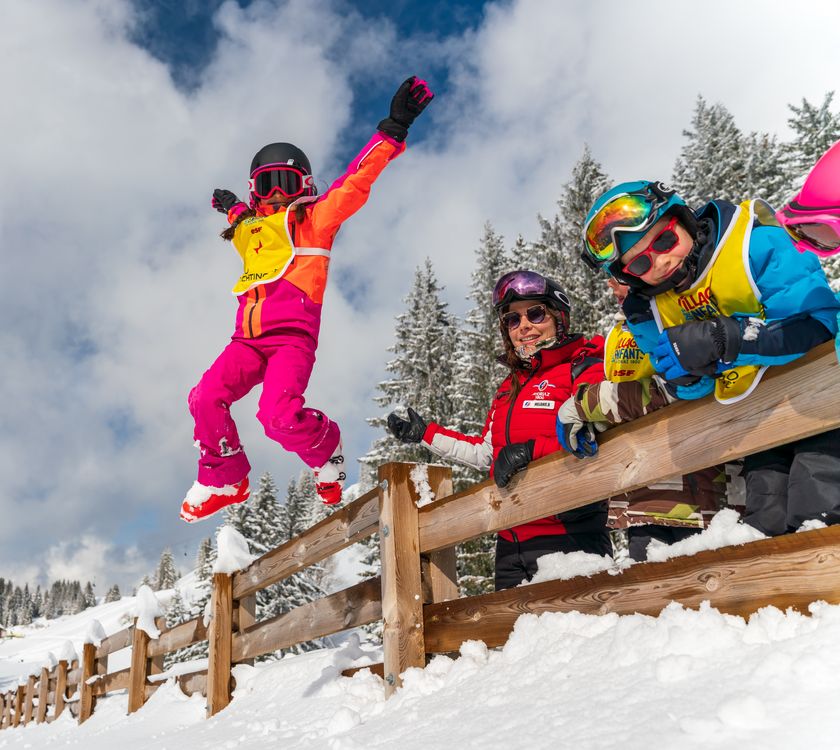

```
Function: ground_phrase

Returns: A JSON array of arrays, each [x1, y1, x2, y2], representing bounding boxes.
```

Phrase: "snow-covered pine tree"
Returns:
[[509, 233, 533, 271], [555, 144, 614, 336], [673, 95, 747, 206], [104, 584, 121, 603], [196, 538, 214, 582], [359, 257, 458, 489], [448, 223, 511, 596], [786, 91, 840, 177], [742, 131, 796, 208], [83, 581, 96, 608], [163, 588, 190, 669], [252, 471, 325, 657], [453, 223, 509, 442], [154, 550, 179, 591], [244, 472, 282, 557]]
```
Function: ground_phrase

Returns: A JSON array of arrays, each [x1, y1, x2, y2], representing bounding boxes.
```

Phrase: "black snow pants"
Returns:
[[743, 428, 840, 536]]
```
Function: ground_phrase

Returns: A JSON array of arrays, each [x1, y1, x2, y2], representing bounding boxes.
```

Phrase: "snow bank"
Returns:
[[646, 508, 766, 562], [132, 585, 163, 639]]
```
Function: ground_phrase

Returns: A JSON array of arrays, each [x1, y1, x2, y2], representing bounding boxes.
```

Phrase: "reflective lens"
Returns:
[[501, 304, 547, 330], [787, 221, 840, 251], [250, 166, 311, 199], [583, 192, 662, 264], [492, 271, 547, 307], [621, 217, 680, 278]]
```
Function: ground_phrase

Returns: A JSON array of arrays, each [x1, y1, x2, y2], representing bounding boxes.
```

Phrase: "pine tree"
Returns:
[[243, 472, 282, 556], [742, 131, 796, 208], [83, 581, 96, 608], [360, 258, 458, 489], [154, 550, 179, 591], [555, 144, 614, 335], [786, 91, 840, 177], [196, 538, 215, 582], [163, 589, 190, 669], [104, 585, 121, 603], [673, 95, 747, 206], [448, 223, 511, 596]]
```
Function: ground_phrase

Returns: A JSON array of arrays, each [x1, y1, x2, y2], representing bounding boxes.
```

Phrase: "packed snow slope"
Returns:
[[4, 595, 840, 749]]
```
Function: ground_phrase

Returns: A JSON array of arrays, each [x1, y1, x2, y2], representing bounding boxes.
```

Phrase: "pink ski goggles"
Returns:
[[776, 203, 840, 257], [248, 164, 315, 200]]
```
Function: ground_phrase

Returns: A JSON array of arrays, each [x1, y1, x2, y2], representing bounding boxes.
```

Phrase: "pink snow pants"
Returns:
[[188, 332, 340, 488]]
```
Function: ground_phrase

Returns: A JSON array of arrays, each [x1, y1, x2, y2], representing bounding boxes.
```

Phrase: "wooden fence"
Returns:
[[2, 340, 838, 728]]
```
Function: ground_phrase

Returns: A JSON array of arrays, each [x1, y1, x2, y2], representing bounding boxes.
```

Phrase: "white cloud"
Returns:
[[45, 535, 147, 590], [2, 0, 839, 589]]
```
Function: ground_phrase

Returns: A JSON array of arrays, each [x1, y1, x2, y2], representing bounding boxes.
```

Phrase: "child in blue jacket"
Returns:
[[577, 180, 840, 536]]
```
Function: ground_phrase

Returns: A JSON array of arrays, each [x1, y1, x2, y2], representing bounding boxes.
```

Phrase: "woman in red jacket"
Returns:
[[387, 270, 612, 590]]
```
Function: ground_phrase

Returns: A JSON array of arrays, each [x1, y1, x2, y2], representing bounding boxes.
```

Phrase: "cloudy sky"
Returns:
[[2, 0, 839, 592]]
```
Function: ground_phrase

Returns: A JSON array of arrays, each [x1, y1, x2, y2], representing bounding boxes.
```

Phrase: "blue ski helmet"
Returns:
[[581, 180, 697, 291]]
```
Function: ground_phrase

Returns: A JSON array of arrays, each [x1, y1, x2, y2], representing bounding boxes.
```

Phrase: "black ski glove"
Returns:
[[212, 188, 245, 215], [387, 407, 428, 444], [654, 316, 742, 379], [493, 440, 535, 489], [377, 76, 435, 142]]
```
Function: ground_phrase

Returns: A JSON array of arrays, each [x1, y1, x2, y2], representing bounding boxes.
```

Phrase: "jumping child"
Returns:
[[181, 76, 434, 522]]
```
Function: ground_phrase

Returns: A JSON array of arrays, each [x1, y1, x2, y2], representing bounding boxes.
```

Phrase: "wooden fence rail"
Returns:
[[1, 341, 838, 730]]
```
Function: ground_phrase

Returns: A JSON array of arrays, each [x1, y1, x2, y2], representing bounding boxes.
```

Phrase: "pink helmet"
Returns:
[[777, 139, 840, 257]]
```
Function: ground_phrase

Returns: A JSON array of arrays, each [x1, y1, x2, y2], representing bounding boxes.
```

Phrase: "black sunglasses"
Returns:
[[500, 304, 548, 330]]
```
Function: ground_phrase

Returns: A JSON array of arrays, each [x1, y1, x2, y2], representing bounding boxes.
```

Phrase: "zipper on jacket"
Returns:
[[246, 285, 262, 338], [505, 355, 540, 444]]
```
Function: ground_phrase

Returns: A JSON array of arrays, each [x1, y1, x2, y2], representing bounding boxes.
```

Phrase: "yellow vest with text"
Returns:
[[650, 200, 767, 404], [230, 210, 295, 296], [604, 317, 656, 381]]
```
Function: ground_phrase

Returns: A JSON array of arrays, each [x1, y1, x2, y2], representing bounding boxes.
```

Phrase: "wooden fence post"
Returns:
[[207, 572, 234, 717], [54, 659, 68, 720], [22, 675, 35, 725], [378, 462, 425, 696], [128, 619, 151, 713], [421, 466, 459, 604], [78, 642, 97, 724], [12, 685, 24, 727], [0, 693, 6, 729], [36, 667, 49, 724]]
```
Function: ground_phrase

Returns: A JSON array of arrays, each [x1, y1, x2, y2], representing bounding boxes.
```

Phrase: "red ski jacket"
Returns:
[[422, 335, 606, 542]]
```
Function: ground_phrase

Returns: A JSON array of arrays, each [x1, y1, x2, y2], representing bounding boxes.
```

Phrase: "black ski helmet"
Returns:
[[492, 270, 572, 337], [249, 142, 316, 201]]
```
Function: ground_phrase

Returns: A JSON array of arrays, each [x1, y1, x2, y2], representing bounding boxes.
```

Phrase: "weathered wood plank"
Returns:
[[22, 675, 35, 725], [206, 573, 233, 717], [341, 662, 385, 679], [54, 660, 68, 720], [231, 577, 382, 663], [36, 668, 49, 723], [378, 463, 425, 696], [234, 594, 256, 666], [424, 524, 840, 652], [13, 685, 24, 727], [419, 342, 840, 553], [78, 643, 97, 724], [422, 466, 459, 604], [147, 616, 207, 658], [177, 670, 208, 697], [232, 487, 379, 600], [128, 620, 151, 714], [95, 667, 130, 696], [96, 627, 133, 658]]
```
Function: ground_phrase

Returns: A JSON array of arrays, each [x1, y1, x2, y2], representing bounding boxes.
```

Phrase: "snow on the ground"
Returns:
[[4, 601, 840, 748]]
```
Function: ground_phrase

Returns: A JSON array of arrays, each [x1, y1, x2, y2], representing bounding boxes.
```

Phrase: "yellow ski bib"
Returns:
[[651, 200, 768, 404], [230, 211, 295, 296], [604, 318, 656, 382]]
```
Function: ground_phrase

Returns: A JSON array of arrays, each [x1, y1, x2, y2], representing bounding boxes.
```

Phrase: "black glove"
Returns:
[[493, 440, 535, 489], [386, 407, 427, 444], [654, 316, 742, 379], [377, 76, 435, 142], [212, 188, 244, 215]]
